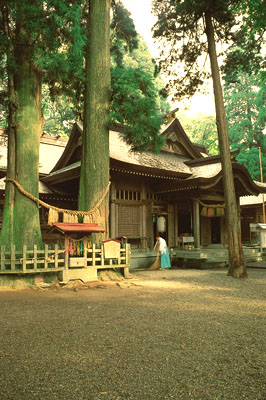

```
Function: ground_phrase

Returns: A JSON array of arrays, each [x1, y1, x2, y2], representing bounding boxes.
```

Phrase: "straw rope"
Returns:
[[5, 178, 110, 223], [194, 199, 225, 208]]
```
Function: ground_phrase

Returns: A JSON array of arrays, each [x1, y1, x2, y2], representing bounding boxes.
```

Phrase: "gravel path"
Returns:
[[0, 268, 266, 400]]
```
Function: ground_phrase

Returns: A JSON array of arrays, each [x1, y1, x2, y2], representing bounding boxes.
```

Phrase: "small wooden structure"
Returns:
[[177, 235, 194, 249], [50, 223, 130, 281], [257, 224, 266, 252]]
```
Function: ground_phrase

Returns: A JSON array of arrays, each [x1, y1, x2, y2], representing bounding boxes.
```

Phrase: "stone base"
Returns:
[[59, 268, 97, 283]]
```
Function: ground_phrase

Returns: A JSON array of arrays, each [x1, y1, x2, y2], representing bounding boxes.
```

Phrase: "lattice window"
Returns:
[[147, 192, 164, 201], [118, 205, 140, 236], [116, 190, 141, 201]]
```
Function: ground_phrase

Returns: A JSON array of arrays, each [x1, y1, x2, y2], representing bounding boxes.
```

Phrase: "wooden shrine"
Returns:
[[50, 223, 130, 281]]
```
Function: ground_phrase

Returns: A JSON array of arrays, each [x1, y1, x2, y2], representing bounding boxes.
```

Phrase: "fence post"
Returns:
[[92, 243, 96, 267], [83, 238, 88, 268], [22, 245, 27, 272], [0, 245, 5, 271], [64, 237, 69, 270], [10, 244, 15, 270], [54, 244, 58, 268], [33, 245, 37, 271], [44, 244, 48, 270], [125, 243, 130, 266], [101, 244, 104, 267]]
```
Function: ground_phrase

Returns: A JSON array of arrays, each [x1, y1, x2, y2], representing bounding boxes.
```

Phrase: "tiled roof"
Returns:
[[185, 162, 222, 180], [109, 130, 191, 176]]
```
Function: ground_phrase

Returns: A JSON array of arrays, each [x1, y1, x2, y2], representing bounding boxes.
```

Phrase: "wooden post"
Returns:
[[259, 147, 265, 224], [110, 183, 116, 238], [0, 245, 5, 271], [33, 244, 37, 271], [193, 200, 200, 249], [83, 238, 88, 268], [10, 244, 15, 270], [101, 244, 104, 266], [123, 243, 130, 278], [44, 244, 48, 270], [22, 245, 27, 272], [54, 243, 58, 268], [64, 237, 69, 270], [92, 243, 96, 267], [168, 204, 175, 248]]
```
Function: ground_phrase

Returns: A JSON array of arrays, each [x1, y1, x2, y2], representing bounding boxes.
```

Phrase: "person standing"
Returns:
[[156, 234, 171, 269]]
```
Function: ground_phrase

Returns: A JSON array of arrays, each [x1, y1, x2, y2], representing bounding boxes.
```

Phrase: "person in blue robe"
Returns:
[[156, 234, 171, 269]]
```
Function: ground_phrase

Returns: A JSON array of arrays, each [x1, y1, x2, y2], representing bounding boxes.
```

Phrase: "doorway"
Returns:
[[211, 217, 221, 244], [178, 210, 192, 236]]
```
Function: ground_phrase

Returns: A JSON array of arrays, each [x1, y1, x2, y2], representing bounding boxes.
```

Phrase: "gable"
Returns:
[[161, 119, 206, 160]]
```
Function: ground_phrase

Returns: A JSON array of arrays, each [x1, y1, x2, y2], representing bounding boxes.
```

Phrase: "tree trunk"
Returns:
[[0, 41, 43, 250], [78, 0, 111, 244], [204, 11, 247, 278]]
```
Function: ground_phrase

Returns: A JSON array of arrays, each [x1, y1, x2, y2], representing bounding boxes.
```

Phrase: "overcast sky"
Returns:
[[121, 0, 215, 117]]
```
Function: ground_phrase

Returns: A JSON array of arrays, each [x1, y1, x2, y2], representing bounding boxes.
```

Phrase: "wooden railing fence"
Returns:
[[0, 243, 131, 277], [0, 244, 65, 274]]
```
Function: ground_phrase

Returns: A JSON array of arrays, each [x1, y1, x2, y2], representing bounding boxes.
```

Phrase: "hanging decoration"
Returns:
[[5, 178, 110, 226], [198, 200, 225, 218], [157, 215, 167, 232]]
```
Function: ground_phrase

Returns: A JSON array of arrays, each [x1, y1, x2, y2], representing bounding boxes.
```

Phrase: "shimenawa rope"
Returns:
[[5, 178, 110, 224]]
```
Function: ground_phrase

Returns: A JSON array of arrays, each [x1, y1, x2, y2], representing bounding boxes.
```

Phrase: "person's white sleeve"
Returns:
[[159, 238, 167, 254]]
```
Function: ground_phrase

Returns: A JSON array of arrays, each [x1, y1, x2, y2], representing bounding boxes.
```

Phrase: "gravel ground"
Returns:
[[0, 268, 266, 400]]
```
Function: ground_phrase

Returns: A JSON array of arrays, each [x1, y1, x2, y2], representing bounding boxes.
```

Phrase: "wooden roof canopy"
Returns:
[[50, 223, 105, 234]]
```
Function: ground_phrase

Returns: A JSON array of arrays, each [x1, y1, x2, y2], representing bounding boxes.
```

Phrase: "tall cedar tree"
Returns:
[[0, 0, 84, 249], [78, 0, 165, 242], [152, 0, 247, 278], [78, 0, 111, 242]]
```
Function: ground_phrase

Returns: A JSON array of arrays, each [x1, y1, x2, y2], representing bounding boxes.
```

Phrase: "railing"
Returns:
[[0, 244, 65, 274], [0, 243, 131, 278]]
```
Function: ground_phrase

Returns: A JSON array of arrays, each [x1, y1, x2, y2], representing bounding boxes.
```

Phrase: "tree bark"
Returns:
[[78, 0, 111, 243], [204, 11, 247, 278], [0, 35, 43, 250]]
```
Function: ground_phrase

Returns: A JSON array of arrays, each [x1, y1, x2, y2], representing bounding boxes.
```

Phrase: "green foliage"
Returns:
[[123, 37, 170, 115], [108, 3, 168, 151], [0, 0, 85, 130], [42, 84, 76, 137], [222, 1, 265, 82], [225, 71, 266, 180], [110, 66, 164, 152], [0, 0, 168, 152], [152, 0, 240, 101], [178, 113, 219, 155], [111, 1, 138, 67]]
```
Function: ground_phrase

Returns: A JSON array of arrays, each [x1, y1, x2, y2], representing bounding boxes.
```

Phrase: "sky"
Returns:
[[121, 0, 215, 118]]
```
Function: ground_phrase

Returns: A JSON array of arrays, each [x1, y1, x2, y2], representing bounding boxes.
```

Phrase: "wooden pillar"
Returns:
[[168, 204, 175, 248], [110, 183, 116, 238], [174, 204, 179, 244], [141, 183, 147, 249], [193, 200, 200, 249], [64, 236, 69, 269]]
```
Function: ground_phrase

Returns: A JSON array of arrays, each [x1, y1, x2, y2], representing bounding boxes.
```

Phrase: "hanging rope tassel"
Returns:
[[48, 209, 59, 225], [5, 178, 111, 225]]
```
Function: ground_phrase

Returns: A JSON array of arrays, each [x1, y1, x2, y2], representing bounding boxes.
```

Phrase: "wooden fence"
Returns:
[[0, 243, 131, 277], [0, 244, 65, 274]]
